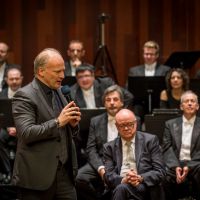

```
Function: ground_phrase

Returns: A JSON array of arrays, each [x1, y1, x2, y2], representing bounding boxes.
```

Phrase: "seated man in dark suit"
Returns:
[[0, 68, 23, 183], [162, 90, 200, 200], [0, 42, 21, 91], [128, 40, 170, 77], [70, 64, 134, 109], [103, 109, 166, 200], [76, 85, 125, 200], [64, 40, 92, 76]]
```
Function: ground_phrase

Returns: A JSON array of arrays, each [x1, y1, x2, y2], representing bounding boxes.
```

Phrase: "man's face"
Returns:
[[143, 47, 158, 65], [6, 69, 23, 91], [76, 70, 95, 90], [0, 43, 9, 64], [39, 55, 65, 89], [116, 112, 137, 141], [180, 93, 199, 117], [67, 42, 85, 62], [104, 91, 123, 116]]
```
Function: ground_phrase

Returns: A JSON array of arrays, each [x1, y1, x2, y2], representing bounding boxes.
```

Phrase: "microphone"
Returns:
[[61, 85, 72, 103]]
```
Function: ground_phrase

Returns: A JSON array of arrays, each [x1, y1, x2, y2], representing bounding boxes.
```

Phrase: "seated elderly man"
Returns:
[[103, 109, 166, 200], [162, 90, 200, 200]]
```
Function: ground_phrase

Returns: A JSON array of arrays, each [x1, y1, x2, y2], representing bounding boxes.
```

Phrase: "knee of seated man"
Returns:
[[115, 183, 146, 194]]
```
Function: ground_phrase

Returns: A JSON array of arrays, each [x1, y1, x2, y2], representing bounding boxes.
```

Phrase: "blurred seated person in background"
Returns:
[[65, 40, 92, 76], [162, 90, 200, 200], [70, 65, 134, 109], [76, 85, 125, 200], [103, 109, 166, 200], [0, 67, 23, 99], [0, 68, 23, 184], [0, 42, 21, 91], [128, 40, 170, 77], [160, 68, 189, 109]]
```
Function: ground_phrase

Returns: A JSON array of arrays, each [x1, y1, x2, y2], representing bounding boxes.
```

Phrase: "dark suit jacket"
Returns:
[[87, 113, 142, 171], [12, 78, 78, 190], [0, 88, 8, 98], [162, 116, 200, 170], [128, 64, 170, 77], [70, 77, 134, 108], [103, 132, 166, 189]]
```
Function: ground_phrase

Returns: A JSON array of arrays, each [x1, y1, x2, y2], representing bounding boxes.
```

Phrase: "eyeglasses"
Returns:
[[69, 49, 83, 53], [77, 74, 93, 80], [117, 121, 136, 129]]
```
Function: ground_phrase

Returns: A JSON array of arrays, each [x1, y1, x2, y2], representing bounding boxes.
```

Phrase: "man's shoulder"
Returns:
[[129, 65, 144, 71], [165, 116, 181, 125], [91, 112, 107, 121]]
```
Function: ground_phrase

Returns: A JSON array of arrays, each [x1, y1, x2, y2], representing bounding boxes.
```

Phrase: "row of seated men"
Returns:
[[0, 42, 200, 199]]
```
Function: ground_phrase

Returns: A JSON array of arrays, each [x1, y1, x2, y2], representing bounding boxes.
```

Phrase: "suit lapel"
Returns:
[[76, 87, 86, 107], [32, 79, 55, 118], [135, 132, 143, 169], [94, 80, 102, 107], [173, 118, 182, 151], [100, 113, 109, 143], [191, 117, 200, 152], [115, 138, 123, 172]]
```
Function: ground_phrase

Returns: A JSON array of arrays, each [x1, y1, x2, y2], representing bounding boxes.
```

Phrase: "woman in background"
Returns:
[[160, 68, 189, 108]]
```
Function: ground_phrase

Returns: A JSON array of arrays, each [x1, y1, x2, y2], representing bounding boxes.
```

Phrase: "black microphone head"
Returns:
[[61, 85, 71, 96]]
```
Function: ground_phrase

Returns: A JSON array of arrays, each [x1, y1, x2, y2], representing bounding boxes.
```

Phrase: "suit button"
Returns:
[[56, 138, 60, 142], [56, 155, 59, 158]]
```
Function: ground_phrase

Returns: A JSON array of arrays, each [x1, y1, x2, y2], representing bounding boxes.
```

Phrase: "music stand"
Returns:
[[61, 76, 76, 86], [145, 109, 181, 144], [0, 99, 14, 128], [128, 76, 166, 113], [164, 51, 200, 69], [79, 108, 106, 132]]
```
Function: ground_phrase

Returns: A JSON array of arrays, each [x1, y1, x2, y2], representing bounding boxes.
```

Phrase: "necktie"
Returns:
[[125, 141, 137, 172], [51, 90, 68, 164]]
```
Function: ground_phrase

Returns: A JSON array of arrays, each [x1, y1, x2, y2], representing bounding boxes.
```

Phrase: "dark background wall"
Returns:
[[1, 0, 200, 86]]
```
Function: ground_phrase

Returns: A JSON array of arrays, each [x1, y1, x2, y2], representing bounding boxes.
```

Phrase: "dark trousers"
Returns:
[[18, 164, 76, 200], [112, 183, 147, 200], [76, 163, 105, 200], [163, 167, 200, 200]]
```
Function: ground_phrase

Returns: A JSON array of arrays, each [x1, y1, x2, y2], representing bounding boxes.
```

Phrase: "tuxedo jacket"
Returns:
[[103, 132, 166, 189], [12, 78, 78, 190], [70, 77, 134, 108], [128, 64, 170, 77], [162, 116, 200, 170]]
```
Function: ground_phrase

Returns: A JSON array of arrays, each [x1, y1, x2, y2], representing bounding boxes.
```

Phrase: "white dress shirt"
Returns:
[[120, 137, 137, 177], [144, 62, 157, 76], [179, 115, 196, 161], [82, 86, 96, 108], [107, 115, 118, 142]]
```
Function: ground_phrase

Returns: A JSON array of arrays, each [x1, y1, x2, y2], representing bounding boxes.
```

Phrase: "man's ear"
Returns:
[[37, 67, 45, 77], [180, 104, 183, 111]]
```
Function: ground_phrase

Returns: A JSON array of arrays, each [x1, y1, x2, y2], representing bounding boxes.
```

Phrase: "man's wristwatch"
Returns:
[[139, 175, 144, 183], [55, 118, 60, 128]]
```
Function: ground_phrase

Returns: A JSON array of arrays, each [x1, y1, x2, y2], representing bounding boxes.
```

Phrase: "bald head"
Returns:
[[115, 109, 136, 123], [34, 48, 63, 75], [115, 109, 137, 141], [34, 48, 65, 89]]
